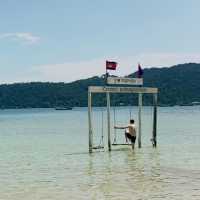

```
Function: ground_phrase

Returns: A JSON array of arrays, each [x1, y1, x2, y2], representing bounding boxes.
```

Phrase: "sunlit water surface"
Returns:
[[0, 106, 200, 200]]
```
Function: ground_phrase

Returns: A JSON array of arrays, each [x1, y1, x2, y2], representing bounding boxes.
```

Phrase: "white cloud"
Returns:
[[1, 52, 200, 83], [28, 52, 200, 83], [0, 32, 40, 44]]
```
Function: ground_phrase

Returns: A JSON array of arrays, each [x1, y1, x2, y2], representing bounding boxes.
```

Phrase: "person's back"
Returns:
[[127, 119, 136, 149], [114, 119, 137, 150], [128, 123, 136, 137]]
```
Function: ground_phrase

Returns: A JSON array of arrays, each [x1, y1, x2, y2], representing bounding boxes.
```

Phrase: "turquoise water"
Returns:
[[0, 107, 200, 200]]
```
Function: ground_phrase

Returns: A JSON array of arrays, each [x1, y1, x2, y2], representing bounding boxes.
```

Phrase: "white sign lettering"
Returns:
[[107, 77, 143, 85], [89, 86, 158, 94]]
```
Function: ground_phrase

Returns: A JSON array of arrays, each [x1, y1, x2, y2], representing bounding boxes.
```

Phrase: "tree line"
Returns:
[[0, 63, 200, 109]]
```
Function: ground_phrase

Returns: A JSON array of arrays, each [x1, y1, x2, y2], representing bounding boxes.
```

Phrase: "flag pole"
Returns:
[[137, 62, 140, 78], [105, 62, 109, 86]]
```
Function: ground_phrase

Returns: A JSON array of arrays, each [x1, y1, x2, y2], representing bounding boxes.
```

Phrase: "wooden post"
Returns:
[[88, 91, 93, 153], [152, 93, 158, 147], [107, 92, 111, 151], [138, 93, 142, 148]]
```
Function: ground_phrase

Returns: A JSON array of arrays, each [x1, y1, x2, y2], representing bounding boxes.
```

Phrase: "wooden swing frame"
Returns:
[[88, 86, 158, 153]]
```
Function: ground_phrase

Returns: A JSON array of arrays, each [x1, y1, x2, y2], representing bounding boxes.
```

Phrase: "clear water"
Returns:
[[0, 106, 200, 200]]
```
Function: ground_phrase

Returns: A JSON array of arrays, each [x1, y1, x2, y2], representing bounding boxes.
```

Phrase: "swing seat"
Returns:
[[112, 143, 131, 146], [92, 145, 104, 150]]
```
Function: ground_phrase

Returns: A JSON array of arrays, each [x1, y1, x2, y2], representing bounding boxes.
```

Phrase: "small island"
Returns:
[[0, 63, 200, 109]]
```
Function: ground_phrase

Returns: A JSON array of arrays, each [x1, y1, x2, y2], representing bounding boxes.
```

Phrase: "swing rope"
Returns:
[[93, 107, 104, 150], [112, 100, 132, 146], [99, 107, 104, 147], [129, 104, 132, 120], [113, 105, 117, 144], [150, 97, 156, 147]]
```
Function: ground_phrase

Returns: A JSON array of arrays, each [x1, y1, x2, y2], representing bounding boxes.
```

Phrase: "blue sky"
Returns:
[[0, 0, 200, 83]]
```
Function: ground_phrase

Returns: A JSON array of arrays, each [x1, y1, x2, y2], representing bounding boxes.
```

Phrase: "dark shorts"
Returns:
[[125, 132, 136, 144]]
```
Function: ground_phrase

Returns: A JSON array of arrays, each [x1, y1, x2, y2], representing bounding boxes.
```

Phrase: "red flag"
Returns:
[[137, 63, 143, 78], [106, 60, 117, 70]]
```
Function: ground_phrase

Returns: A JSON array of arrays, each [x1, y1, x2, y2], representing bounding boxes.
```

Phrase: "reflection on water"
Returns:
[[0, 107, 200, 199], [63, 148, 200, 200]]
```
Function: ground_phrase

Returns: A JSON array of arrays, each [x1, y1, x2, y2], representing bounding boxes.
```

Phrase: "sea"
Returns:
[[0, 106, 200, 200]]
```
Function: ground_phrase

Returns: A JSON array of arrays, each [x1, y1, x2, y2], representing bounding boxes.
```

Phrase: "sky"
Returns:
[[0, 0, 200, 83]]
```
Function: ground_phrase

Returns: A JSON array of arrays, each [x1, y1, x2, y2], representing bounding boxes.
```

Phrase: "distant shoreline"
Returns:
[[0, 104, 200, 110], [0, 63, 200, 108]]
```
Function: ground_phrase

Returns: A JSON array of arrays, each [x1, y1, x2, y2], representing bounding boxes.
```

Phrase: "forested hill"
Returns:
[[0, 63, 200, 108]]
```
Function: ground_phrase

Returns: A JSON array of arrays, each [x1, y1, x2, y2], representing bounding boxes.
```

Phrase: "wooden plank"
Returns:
[[152, 93, 158, 148], [88, 91, 93, 153], [107, 92, 111, 151], [89, 86, 158, 94], [138, 93, 142, 148], [112, 143, 132, 146]]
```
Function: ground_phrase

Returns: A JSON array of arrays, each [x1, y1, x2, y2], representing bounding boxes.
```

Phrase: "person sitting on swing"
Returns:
[[114, 119, 136, 149]]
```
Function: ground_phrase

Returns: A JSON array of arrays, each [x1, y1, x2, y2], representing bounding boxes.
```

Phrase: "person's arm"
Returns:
[[114, 125, 128, 129]]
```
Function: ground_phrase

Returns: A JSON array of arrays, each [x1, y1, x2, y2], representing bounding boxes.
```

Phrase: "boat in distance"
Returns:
[[55, 106, 73, 110]]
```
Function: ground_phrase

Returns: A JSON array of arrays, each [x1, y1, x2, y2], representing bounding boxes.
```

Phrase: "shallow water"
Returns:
[[0, 106, 200, 200]]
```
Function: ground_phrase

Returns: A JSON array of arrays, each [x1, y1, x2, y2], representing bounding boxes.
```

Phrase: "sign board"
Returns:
[[107, 77, 143, 85], [89, 86, 158, 94]]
